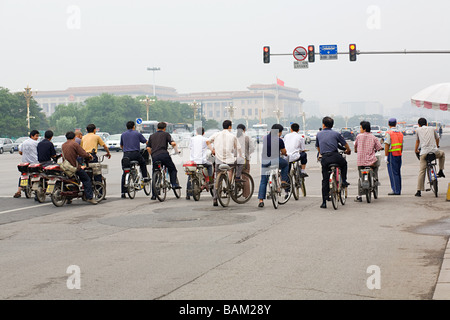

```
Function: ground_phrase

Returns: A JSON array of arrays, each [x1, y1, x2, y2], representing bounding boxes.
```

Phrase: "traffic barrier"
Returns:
[[447, 182, 450, 201]]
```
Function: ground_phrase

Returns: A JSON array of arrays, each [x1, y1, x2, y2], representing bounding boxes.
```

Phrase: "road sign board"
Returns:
[[136, 118, 143, 125], [294, 61, 309, 69], [319, 44, 338, 60], [293, 46, 307, 61]]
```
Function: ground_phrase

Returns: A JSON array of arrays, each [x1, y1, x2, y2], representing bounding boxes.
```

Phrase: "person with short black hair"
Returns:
[[120, 121, 150, 198], [61, 131, 97, 205], [283, 122, 308, 177], [316, 116, 351, 209], [37, 130, 57, 165], [354, 121, 383, 202], [414, 117, 445, 197], [147, 121, 181, 199], [236, 123, 255, 199], [257, 123, 289, 208]]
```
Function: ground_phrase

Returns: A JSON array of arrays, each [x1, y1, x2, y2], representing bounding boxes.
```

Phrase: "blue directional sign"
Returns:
[[136, 118, 143, 125], [319, 45, 338, 60]]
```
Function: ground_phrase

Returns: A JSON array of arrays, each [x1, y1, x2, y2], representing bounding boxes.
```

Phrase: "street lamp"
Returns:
[[225, 102, 236, 123], [273, 108, 283, 124], [189, 100, 201, 121], [140, 95, 155, 121], [23, 85, 36, 135], [146, 67, 160, 97]]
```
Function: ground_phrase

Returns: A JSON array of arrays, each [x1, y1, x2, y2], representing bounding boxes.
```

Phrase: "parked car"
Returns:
[[404, 125, 415, 135], [104, 134, 122, 152], [13, 136, 28, 151], [340, 128, 356, 141], [307, 130, 320, 142], [371, 125, 382, 138], [52, 135, 67, 153], [0, 138, 15, 154]]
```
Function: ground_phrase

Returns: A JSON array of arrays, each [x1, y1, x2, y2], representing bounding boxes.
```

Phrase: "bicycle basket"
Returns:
[[89, 163, 102, 175]]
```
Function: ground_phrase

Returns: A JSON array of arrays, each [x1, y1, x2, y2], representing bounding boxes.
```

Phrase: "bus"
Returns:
[[139, 120, 174, 134], [173, 123, 192, 133]]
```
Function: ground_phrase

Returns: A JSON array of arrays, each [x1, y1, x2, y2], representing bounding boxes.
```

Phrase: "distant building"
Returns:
[[33, 84, 178, 117], [32, 83, 305, 121], [339, 101, 384, 117]]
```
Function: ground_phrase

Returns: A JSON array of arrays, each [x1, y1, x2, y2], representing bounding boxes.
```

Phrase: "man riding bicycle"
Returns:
[[120, 121, 150, 199], [316, 116, 351, 209], [283, 122, 308, 177], [414, 117, 445, 197], [257, 124, 289, 208], [354, 121, 383, 202], [208, 120, 243, 207], [147, 122, 181, 200]]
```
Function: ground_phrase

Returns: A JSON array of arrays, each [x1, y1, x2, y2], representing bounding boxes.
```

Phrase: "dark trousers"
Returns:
[[77, 169, 93, 200], [320, 152, 348, 202], [387, 154, 402, 195], [151, 153, 178, 197], [121, 150, 148, 194], [257, 157, 289, 200]]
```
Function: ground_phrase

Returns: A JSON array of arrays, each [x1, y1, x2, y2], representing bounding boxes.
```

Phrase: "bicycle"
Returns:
[[358, 166, 378, 203], [215, 164, 254, 207], [86, 154, 108, 202], [152, 161, 181, 202], [425, 152, 439, 197], [266, 163, 293, 209], [122, 157, 151, 199], [290, 159, 306, 200], [183, 161, 214, 201], [328, 151, 348, 210]]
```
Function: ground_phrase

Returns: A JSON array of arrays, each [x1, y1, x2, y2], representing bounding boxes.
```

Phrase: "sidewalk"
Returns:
[[433, 237, 450, 300]]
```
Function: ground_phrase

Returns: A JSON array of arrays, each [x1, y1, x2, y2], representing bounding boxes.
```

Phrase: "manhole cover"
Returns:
[[99, 206, 256, 228]]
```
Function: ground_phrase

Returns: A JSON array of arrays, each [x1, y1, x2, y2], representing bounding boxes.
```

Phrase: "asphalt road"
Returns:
[[0, 134, 449, 301]]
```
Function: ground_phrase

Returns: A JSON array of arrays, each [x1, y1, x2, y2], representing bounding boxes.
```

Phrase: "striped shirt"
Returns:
[[416, 126, 439, 155], [354, 132, 382, 166]]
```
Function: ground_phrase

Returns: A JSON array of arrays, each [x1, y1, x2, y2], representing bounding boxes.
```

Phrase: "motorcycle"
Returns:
[[17, 162, 32, 198], [28, 155, 63, 203], [45, 158, 106, 207]]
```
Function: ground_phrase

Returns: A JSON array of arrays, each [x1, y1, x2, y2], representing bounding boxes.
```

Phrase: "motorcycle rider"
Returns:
[[62, 131, 97, 205], [37, 130, 58, 166], [14, 130, 40, 198]]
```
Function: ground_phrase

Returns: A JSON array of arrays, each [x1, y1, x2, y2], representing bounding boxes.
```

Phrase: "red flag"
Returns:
[[276, 78, 284, 86]]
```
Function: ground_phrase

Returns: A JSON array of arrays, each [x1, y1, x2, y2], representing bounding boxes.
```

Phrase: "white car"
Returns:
[[371, 125, 382, 138], [307, 130, 320, 142], [0, 138, 15, 154], [104, 134, 122, 152], [52, 135, 67, 153], [299, 131, 312, 144]]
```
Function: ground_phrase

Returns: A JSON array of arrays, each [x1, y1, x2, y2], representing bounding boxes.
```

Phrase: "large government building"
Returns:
[[33, 83, 305, 122]]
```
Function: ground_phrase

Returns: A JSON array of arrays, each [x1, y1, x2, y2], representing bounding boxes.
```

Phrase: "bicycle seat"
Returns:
[[130, 160, 139, 165], [426, 152, 436, 163], [218, 164, 231, 171], [154, 161, 162, 166], [328, 163, 340, 168]]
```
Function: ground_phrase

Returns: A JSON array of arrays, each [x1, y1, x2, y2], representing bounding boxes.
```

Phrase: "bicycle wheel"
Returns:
[[372, 176, 378, 199], [192, 177, 201, 201], [153, 170, 166, 202], [51, 182, 66, 207], [231, 172, 254, 204], [330, 173, 338, 210], [143, 178, 151, 196], [270, 174, 279, 209], [93, 181, 106, 202], [173, 177, 181, 199], [126, 172, 136, 199], [292, 169, 300, 201], [216, 173, 231, 207], [278, 173, 293, 205], [339, 173, 346, 206], [365, 189, 372, 203], [300, 176, 306, 197], [429, 166, 438, 197]]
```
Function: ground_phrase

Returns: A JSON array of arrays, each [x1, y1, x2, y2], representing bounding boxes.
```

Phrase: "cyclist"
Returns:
[[257, 124, 289, 208], [147, 122, 181, 200], [316, 116, 351, 209], [186, 126, 214, 200], [414, 117, 445, 197], [354, 121, 383, 202], [283, 122, 308, 177], [236, 123, 255, 199], [120, 121, 150, 199], [208, 120, 243, 207]]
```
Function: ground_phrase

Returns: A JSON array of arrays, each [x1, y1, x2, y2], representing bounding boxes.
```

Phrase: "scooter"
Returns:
[[17, 162, 32, 198]]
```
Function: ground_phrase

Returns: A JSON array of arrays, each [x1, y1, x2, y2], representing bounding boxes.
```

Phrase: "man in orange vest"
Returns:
[[384, 118, 403, 195]]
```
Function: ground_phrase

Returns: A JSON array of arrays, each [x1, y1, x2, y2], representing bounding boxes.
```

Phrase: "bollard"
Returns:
[[447, 182, 450, 201]]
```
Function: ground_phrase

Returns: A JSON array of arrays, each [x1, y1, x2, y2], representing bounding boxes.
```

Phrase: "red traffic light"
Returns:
[[264, 46, 269, 53], [308, 46, 314, 52], [349, 44, 356, 51]]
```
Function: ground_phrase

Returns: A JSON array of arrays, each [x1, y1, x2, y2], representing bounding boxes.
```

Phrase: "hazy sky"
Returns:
[[1, 0, 450, 114]]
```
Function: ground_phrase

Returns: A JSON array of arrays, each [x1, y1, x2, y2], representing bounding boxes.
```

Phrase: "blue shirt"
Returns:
[[120, 129, 147, 152], [315, 128, 346, 154], [262, 133, 285, 164], [37, 139, 56, 163]]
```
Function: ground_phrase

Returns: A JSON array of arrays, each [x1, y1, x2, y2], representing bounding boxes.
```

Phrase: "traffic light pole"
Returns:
[[269, 50, 450, 57]]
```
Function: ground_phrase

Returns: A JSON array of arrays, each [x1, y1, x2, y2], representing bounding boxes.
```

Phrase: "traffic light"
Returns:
[[349, 43, 357, 61], [308, 45, 315, 63], [263, 46, 270, 63]]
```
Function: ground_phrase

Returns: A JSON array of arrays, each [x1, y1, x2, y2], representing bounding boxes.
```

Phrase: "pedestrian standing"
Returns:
[[384, 118, 403, 195]]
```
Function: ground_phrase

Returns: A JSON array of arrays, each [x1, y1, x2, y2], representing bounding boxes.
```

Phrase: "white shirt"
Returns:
[[283, 131, 305, 162], [208, 130, 242, 164], [190, 135, 209, 164], [19, 138, 39, 164], [416, 125, 439, 155]]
